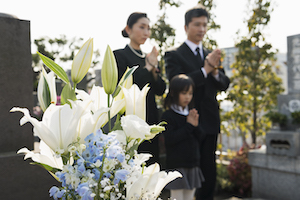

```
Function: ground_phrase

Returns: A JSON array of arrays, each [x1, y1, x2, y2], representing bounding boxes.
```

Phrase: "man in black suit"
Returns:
[[164, 4, 230, 200]]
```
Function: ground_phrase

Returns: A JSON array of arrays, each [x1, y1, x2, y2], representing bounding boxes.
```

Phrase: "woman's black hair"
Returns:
[[122, 12, 148, 38], [164, 74, 195, 110]]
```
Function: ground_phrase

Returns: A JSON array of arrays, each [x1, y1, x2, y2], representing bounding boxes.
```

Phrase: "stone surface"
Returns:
[[287, 34, 300, 94], [0, 153, 58, 200], [266, 130, 300, 157], [276, 34, 300, 130], [0, 16, 33, 153], [0, 16, 56, 199], [249, 149, 300, 200]]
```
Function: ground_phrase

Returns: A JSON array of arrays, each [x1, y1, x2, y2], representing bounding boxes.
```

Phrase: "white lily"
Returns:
[[121, 115, 151, 142], [76, 106, 110, 143], [71, 38, 93, 84], [122, 84, 150, 121], [114, 67, 133, 115], [17, 140, 63, 170], [108, 130, 127, 146], [126, 163, 182, 199], [76, 85, 125, 132], [37, 67, 57, 112], [131, 153, 152, 168], [10, 99, 92, 155], [108, 129, 140, 150]]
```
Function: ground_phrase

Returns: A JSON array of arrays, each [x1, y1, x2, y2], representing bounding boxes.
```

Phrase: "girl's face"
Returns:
[[178, 85, 193, 109], [126, 17, 150, 47]]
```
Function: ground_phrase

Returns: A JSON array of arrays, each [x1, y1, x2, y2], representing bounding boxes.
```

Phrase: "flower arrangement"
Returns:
[[11, 39, 181, 200]]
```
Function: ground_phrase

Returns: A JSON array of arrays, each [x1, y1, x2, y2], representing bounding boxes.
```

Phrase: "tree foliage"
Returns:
[[150, 13, 176, 65], [223, 0, 284, 145], [158, 0, 181, 10], [198, 0, 220, 50], [150, 0, 180, 70]]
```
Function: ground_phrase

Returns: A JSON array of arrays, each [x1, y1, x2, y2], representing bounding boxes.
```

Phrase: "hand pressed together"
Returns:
[[187, 108, 199, 127]]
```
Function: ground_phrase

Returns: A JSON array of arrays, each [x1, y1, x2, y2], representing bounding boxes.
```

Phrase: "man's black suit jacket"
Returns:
[[164, 42, 230, 135]]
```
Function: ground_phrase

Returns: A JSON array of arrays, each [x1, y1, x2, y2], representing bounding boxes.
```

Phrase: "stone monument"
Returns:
[[0, 13, 57, 199], [249, 34, 300, 200], [277, 33, 300, 129]]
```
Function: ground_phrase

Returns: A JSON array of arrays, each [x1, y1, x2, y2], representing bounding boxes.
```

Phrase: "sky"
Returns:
[[2, 0, 300, 63]]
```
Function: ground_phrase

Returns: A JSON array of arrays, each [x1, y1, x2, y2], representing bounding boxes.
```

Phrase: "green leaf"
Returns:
[[111, 114, 122, 131], [158, 121, 167, 126], [120, 66, 138, 85], [42, 76, 51, 110], [113, 66, 138, 98], [60, 83, 76, 106], [37, 52, 69, 84], [127, 140, 140, 157]]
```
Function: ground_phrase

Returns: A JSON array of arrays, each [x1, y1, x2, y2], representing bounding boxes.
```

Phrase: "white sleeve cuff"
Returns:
[[213, 73, 220, 81], [201, 67, 208, 78]]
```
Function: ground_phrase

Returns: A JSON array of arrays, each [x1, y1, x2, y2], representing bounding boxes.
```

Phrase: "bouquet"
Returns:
[[11, 39, 181, 200]]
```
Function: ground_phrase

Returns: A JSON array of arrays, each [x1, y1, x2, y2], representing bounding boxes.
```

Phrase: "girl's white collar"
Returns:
[[171, 104, 189, 116]]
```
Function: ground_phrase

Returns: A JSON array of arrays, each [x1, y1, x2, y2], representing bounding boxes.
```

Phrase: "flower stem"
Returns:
[[108, 94, 111, 132]]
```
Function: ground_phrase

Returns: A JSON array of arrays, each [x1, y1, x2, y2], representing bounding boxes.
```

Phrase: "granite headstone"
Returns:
[[278, 34, 300, 128], [0, 13, 57, 199]]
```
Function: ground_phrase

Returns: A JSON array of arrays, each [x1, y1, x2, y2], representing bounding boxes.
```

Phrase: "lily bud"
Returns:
[[71, 38, 93, 84], [37, 67, 57, 112], [101, 45, 118, 95], [146, 125, 165, 140], [150, 125, 165, 134]]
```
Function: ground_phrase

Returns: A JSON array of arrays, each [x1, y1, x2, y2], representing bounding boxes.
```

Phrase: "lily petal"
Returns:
[[17, 140, 63, 170], [122, 84, 150, 121]]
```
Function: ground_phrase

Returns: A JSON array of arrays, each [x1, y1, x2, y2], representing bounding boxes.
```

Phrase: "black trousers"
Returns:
[[196, 134, 218, 200]]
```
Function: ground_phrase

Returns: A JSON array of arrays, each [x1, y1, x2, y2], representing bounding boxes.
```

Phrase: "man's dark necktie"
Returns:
[[196, 47, 204, 66]]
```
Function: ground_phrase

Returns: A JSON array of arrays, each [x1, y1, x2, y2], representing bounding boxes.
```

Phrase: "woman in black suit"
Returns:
[[113, 12, 166, 165]]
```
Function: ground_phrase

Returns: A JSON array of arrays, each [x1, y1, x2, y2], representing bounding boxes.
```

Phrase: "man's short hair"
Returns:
[[185, 4, 210, 26]]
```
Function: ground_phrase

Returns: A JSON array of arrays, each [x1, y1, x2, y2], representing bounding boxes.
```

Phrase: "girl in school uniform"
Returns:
[[161, 74, 204, 200]]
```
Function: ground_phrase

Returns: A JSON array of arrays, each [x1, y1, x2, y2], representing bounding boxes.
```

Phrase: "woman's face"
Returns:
[[178, 85, 193, 109], [127, 17, 150, 46]]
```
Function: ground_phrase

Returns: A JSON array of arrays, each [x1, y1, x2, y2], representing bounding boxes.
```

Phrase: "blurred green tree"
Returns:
[[150, 0, 181, 77], [223, 0, 284, 146]]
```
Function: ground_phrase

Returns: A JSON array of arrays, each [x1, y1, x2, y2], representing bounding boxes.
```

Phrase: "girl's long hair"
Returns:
[[164, 74, 195, 110]]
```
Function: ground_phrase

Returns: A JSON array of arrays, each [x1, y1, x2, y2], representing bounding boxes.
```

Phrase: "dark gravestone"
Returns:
[[0, 15, 33, 152], [0, 14, 58, 199], [0, 154, 58, 200]]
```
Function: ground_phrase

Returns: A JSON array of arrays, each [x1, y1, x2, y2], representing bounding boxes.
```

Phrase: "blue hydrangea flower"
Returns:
[[92, 168, 100, 180], [114, 169, 129, 184], [76, 183, 94, 200], [49, 186, 65, 199], [55, 172, 67, 187], [78, 163, 86, 174], [117, 153, 125, 163], [106, 144, 122, 159]]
